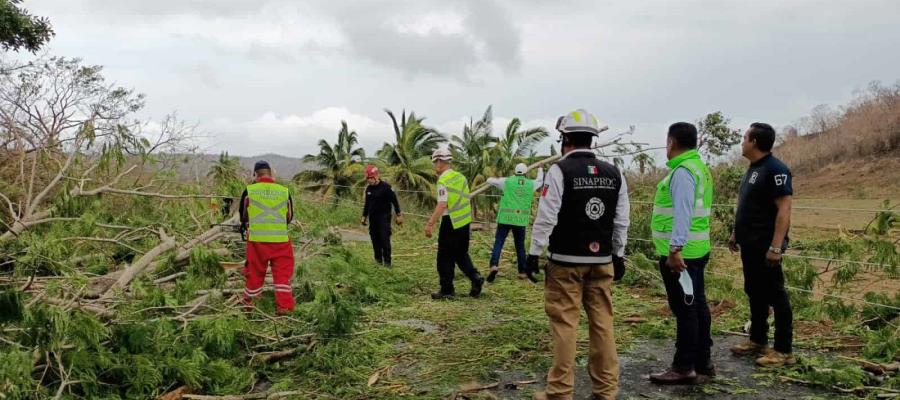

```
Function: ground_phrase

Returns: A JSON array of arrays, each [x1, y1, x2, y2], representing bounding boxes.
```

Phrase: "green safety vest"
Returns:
[[438, 169, 472, 229], [496, 176, 534, 227], [247, 182, 290, 243], [650, 149, 713, 258]]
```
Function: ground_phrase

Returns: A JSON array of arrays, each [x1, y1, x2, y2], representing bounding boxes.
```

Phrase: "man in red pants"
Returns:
[[238, 161, 296, 313]]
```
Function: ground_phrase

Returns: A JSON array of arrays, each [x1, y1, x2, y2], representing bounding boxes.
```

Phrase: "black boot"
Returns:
[[469, 275, 485, 298], [431, 291, 454, 300], [486, 267, 498, 283]]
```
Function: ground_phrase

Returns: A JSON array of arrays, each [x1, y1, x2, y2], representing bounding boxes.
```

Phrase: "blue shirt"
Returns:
[[669, 167, 695, 248]]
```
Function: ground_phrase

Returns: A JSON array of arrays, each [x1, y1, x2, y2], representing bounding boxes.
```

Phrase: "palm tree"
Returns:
[[450, 106, 497, 188], [294, 121, 366, 201], [491, 116, 549, 176], [632, 152, 656, 175], [376, 109, 445, 203], [207, 151, 245, 197]]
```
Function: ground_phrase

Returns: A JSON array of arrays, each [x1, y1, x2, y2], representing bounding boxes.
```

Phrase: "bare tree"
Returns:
[[0, 56, 198, 241]]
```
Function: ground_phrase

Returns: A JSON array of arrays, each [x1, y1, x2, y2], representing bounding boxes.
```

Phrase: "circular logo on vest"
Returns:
[[589, 242, 600, 253], [585, 197, 605, 220]]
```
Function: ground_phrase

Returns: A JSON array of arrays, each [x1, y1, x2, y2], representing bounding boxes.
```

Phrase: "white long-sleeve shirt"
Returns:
[[529, 149, 630, 257], [485, 168, 544, 191]]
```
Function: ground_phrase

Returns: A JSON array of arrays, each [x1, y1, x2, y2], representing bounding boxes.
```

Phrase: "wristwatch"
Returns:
[[768, 246, 782, 254], [669, 245, 683, 254]]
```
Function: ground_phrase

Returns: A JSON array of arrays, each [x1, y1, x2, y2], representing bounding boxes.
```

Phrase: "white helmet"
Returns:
[[514, 163, 528, 175], [556, 109, 607, 136], [431, 147, 452, 162]]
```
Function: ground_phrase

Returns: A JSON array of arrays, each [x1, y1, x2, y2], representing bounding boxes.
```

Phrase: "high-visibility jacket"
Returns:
[[247, 182, 290, 243], [438, 170, 472, 229], [496, 176, 534, 227], [651, 149, 713, 258]]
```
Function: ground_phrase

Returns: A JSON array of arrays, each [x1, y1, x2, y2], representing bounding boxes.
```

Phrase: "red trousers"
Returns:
[[243, 241, 296, 312]]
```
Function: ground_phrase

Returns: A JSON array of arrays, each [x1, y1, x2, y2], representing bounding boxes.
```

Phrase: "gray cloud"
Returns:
[[326, 0, 522, 80]]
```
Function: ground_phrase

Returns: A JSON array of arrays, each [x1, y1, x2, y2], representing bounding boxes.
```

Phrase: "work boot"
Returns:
[[486, 266, 499, 283], [517, 273, 528, 280], [696, 360, 717, 377], [649, 368, 698, 385], [430, 292, 454, 300], [755, 351, 796, 367], [730, 340, 769, 356], [470, 275, 485, 298]]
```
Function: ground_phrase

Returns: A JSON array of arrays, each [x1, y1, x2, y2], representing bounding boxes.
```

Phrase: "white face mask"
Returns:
[[678, 270, 695, 305]]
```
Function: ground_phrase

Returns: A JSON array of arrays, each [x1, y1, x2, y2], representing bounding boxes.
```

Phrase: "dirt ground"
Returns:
[[487, 335, 832, 400]]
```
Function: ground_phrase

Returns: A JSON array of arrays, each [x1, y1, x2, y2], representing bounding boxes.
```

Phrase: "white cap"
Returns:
[[556, 109, 607, 136], [431, 147, 452, 162], [514, 163, 528, 175]]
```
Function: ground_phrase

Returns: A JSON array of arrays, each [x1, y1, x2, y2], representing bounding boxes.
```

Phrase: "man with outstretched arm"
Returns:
[[729, 122, 795, 367], [527, 109, 629, 400], [485, 163, 544, 281]]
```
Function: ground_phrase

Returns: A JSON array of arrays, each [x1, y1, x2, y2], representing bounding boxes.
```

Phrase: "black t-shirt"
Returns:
[[734, 154, 793, 245], [362, 181, 401, 219]]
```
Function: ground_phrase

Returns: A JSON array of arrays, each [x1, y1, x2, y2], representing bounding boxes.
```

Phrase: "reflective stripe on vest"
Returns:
[[496, 176, 534, 226], [247, 182, 290, 243], [549, 253, 613, 264], [650, 149, 713, 258], [438, 170, 472, 229]]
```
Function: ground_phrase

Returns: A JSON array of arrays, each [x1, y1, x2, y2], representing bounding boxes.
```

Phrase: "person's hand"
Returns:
[[395, 215, 403, 226], [360, 216, 367, 226], [425, 223, 434, 238], [766, 249, 783, 266], [728, 232, 739, 253], [666, 251, 687, 273], [525, 255, 541, 282], [613, 255, 626, 281]]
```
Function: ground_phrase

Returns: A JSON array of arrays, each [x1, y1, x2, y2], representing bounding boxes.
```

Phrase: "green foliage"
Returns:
[[207, 151, 245, 198], [785, 357, 868, 390], [859, 292, 900, 328], [295, 121, 366, 200], [310, 285, 360, 337], [865, 200, 898, 235], [0, 0, 54, 52], [862, 325, 899, 362], [188, 246, 225, 288], [189, 314, 250, 358], [0, 349, 34, 398], [377, 109, 444, 203], [697, 111, 742, 159], [204, 359, 254, 395]]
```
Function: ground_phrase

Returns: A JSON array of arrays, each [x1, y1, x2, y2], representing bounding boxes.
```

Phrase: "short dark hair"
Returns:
[[667, 122, 698, 149], [748, 122, 776, 152]]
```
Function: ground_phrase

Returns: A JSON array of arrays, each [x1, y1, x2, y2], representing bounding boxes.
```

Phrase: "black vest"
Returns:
[[548, 152, 621, 265]]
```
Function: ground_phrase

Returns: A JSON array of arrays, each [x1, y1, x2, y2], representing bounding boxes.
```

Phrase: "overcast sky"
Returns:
[[22, 0, 900, 159]]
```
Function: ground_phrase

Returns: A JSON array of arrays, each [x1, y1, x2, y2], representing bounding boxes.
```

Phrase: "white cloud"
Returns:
[[201, 107, 393, 157]]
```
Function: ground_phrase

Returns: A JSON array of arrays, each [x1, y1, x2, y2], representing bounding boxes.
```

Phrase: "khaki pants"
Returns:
[[544, 261, 618, 400]]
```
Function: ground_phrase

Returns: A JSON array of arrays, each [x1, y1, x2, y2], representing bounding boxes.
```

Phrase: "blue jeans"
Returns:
[[489, 224, 527, 273]]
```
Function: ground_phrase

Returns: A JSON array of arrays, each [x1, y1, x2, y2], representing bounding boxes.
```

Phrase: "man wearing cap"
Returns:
[[425, 147, 485, 300], [485, 163, 544, 281], [361, 164, 403, 267], [527, 110, 630, 400], [238, 161, 296, 314]]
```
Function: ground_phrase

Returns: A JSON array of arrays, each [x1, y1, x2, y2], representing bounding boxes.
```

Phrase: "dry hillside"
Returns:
[[776, 81, 900, 199]]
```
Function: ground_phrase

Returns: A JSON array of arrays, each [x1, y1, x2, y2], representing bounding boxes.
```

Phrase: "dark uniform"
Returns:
[[362, 180, 400, 266], [735, 153, 794, 354]]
